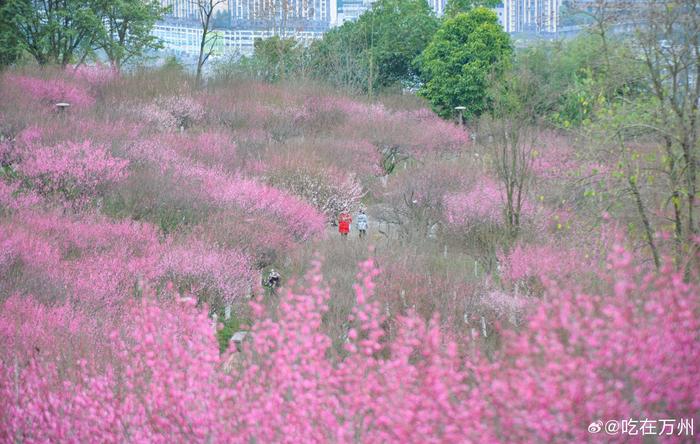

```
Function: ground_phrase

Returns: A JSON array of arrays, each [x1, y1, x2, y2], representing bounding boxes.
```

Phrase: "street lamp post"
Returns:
[[454, 106, 466, 126], [55, 102, 70, 114]]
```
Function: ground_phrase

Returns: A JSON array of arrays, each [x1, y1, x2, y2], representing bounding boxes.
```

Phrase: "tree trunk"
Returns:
[[630, 178, 660, 270]]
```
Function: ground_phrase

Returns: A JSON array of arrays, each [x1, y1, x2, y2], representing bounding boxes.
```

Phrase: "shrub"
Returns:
[[160, 241, 254, 309], [4, 74, 95, 109], [266, 165, 365, 222], [16, 140, 129, 205]]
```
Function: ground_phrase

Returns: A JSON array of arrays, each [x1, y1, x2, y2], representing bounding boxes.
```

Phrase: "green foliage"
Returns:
[[0, 0, 165, 68], [0, 0, 23, 67], [214, 0, 437, 93], [417, 8, 512, 120], [216, 315, 240, 353], [309, 0, 439, 94], [487, 64, 543, 123], [513, 33, 645, 128], [2, 0, 103, 66], [251, 36, 305, 83], [95, 0, 169, 69], [306, 22, 369, 93], [161, 55, 185, 74], [444, 0, 500, 17]]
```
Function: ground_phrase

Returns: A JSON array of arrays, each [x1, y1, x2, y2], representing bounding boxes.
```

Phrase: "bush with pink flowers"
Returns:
[[1, 249, 697, 442], [16, 140, 129, 204], [4, 74, 96, 110]]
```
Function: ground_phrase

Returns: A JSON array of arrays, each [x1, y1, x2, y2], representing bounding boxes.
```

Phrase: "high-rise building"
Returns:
[[227, 0, 332, 28], [426, 0, 446, 17], [501, 0, 562, 33], [155, 0, 332, 56], [336, 0, 373, 24], [153, 0, 564, 59]]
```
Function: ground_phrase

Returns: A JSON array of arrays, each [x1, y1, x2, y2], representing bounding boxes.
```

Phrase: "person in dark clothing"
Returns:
[[265, 268, 281, 289]]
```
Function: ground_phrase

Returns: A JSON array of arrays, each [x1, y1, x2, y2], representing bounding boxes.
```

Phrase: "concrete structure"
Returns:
[[152, 21, 325, 57], [336, 0, 372, 24], [154, 0, 566, 59], [502, 0, 563, 34], [156, 0, 332, 57]]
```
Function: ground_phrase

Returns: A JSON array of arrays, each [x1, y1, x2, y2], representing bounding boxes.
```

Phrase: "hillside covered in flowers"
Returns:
[[0, 65, 698, 442]]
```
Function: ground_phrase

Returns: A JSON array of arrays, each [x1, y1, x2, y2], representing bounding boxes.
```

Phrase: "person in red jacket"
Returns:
[[338, 211, 352, 237]]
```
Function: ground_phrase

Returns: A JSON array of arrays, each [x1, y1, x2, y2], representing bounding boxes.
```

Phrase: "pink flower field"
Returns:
[[0, 67, 698, 442]]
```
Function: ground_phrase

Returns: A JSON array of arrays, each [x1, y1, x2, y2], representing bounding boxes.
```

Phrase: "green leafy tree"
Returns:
[[1, 0, 102, 66], [515, 34, 644, 128], [95, 0, 169, 70], [444, 0, 500, 17], [309, 0, 438, 95], [0, 0, 23, 67], [356, 0, 439, 94], [307, 21, 368, 93], [417, 8, 512, 120], [252, 36, 303, 82]]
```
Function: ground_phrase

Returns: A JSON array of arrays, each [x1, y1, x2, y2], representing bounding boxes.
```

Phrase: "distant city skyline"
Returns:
[[153, 0, 563, 58]]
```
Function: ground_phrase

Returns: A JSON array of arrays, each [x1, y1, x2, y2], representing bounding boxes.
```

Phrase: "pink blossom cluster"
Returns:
[[130, 103, 178, 130], [530, 132, 609, 180], [16, 125, 43, 146], [0, 294, 94, 366], [477, 288, 530, 322], [263, 156, 367, 220], [394, 109, 469, 156], [0, 294, 233, 443], [157, 95, 206, 128], [204, 175, 325, 240], [161, 241, 254, 304], [2, 249, 695, 442], [16, 140, 129, 201], [319, 139, 384, 179], [231, 259, 491, 442], [195, 211, 297, 268], [444, 176, 537, 227], [0, 207, 260, 313], [166, 131, 237, 167], [129, 137, 325, 240], [0, 181, 42, 211], [330, 96, 389, 121], [65, 64, 118, 88], [5, 74, 95, 109], [475, 246, 700, 442], [0, 212, 163, 312], [444, 178, 507, 225], [498, 243, 586, 284]]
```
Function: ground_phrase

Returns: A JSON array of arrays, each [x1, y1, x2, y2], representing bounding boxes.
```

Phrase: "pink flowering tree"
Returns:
[[16, 140, 129, 205], [0, 211, 163, 312], [4, 74, 95, 110], [0, 293, 233, 443], [475, 245, 700, 442], [497, 242, 590, 295], [66, 64, 118, 88], [444, 177, 508, 226], [160, 241, 254, 309], [266, 164, 365, 222], [157, 96, 205, 129], [127, 137, 326, 240]]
